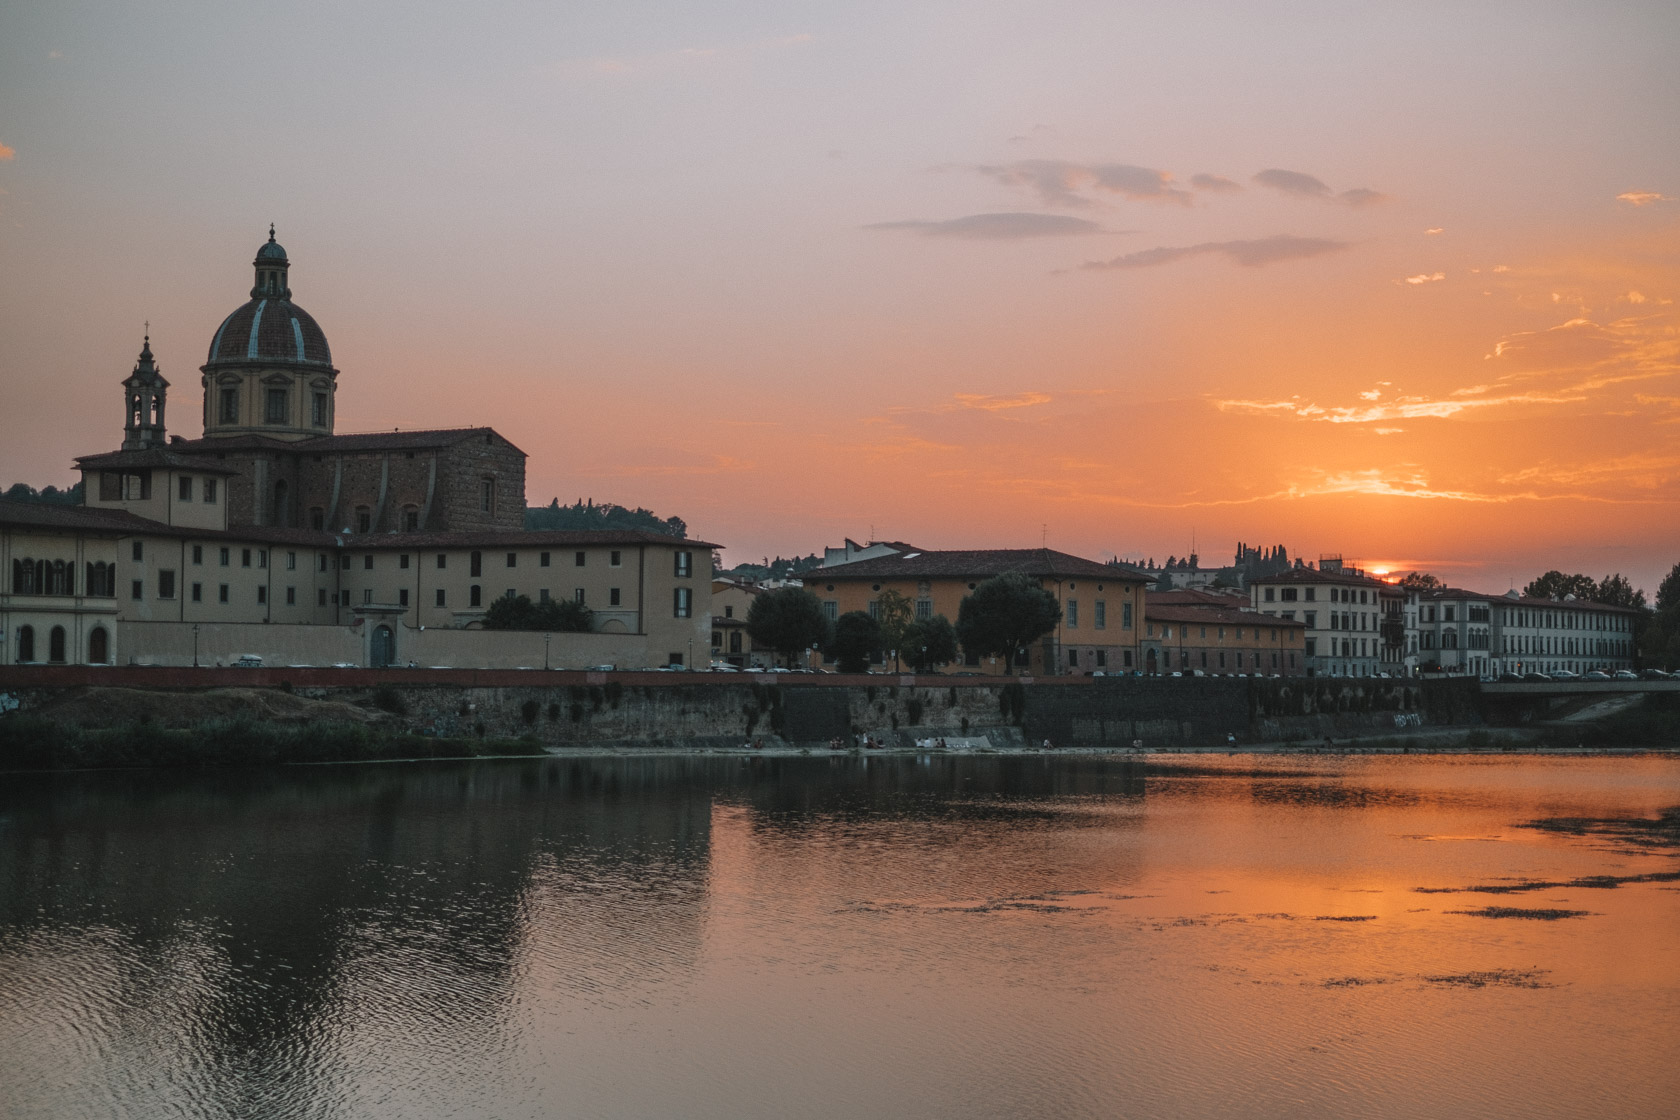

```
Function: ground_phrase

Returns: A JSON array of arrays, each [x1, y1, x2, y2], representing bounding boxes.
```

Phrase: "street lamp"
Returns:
[[687, 637, 693, 671], [544, 632, 551, 671], [192, 623, 199, 669]]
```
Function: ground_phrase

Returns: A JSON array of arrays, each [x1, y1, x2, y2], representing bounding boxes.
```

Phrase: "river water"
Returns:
[[2, 753, 1678, 1119]]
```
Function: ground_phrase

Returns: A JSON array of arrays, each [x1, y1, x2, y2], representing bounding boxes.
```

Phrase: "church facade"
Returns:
[[0, 231, 713, 669]]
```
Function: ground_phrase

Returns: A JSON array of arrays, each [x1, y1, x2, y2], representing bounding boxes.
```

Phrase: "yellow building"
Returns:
[[1143, 590, 1305, 676], [807, 549, 1149, 675]]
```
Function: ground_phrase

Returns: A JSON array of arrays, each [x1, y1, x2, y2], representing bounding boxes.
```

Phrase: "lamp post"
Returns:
[[920, 645, 927, 675], [544, 632, 551, 671], [192, 623, 199, 669], [687, 638, 693, 672]]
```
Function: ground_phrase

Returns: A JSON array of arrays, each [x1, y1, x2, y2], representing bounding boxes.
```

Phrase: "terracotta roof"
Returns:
[[1148, 603, 1304, 628], [1149, 588, 1249, 607], [160, 427, 527, 457], [1417, 586, 1500, 601], [811, 548, 1149, 582], [339, 529, 720, 551], [0, 500, 166, 535], [1498, 592, 1641, 614], [1252, 567, 1394, 590], [73, 448, 242, 474]]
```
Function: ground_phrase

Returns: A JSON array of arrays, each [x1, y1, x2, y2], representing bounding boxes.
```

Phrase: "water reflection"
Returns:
[[1, 754, 1677, 1119]]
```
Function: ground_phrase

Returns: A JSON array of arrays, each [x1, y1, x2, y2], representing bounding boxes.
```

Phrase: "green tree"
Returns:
[[2, 481, 83, 506], [483, 594, 592, 632], [1644, 561, 1680, 669], [827, 611, 882, 673], [1594, 573, 1647, 610], [903, 615, 958, 673], [746, 587, 830, 667], [1397, 571, 1442, 590], [956, 573, 1061, 675], [874, 588, 914, 670], [1524, 570, 1599, 601]]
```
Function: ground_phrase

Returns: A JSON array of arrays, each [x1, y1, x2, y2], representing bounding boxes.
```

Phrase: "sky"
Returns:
[[1, 1, 1677, 594]]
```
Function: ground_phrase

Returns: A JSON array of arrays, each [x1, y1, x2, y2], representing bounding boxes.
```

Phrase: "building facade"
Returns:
[[1249, 564, 1405, 677], [1142, 590, 1305, 676]]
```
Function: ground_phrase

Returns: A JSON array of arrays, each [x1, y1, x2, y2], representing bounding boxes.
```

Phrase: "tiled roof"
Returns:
[[160, 427, 526, 457], [1498, 592, 1641, 614], [810, 548, 1149, 582], [339, 529, 721, 551], [0, 500, 165, 535], [73, 448, 242, 474], [1147, 603, 1304, 628], [1252, 567, 1393, 590], [1149, 588, 1249, 607], [1417, 586, 1500, 601]]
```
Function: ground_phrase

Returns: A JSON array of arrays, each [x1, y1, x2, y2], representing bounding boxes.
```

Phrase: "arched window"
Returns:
[[17, 626, 34, 663], [48, 626, 66, 664], [48, 560, 72, 596], [88, 627, 109, 664]]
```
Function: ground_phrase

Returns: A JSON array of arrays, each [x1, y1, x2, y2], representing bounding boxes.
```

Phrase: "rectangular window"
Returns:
[[1264, 587, 1275, 602], [610, 550, 622, 567], [192, 544, 203, 565], [1096, 650, 1107, 667], [357, 510, 371, 533], [1069, 649, 1079, 667], [219, 387, 239, 424], [312, 391, 328, 427], [480, 479, 494, 512], [318, 588, 328, 607], [1305, 588, 1317, 602], [242, 549, 252, 568], [824, 600, 838, 621], [287, 551, 296, 570], [674, 587, 693, 618], [575, 551, 586, 567], [178, 475, 193, 501], [286, 586, 296, 605], [362, 589, 373, 604], [540, 551, 551, 567], [1281, 588, 1297, 602], [470, 552, 482, 577], [470, 585, 481, 607], [436, 553, 447, 569], [399, 553, 410, 569], [539, 588, 550, 602], [1305, 637, 1316, 657], [609, 587, 621, 606], [1066, 600, 1078, 628], [192, 582, 202, 602], [1305, 611, 1316, 629], [506, 552, 517, 568], [340, 590, 350, 607], [258, 550, 267, 569], [257, 586, 267, 604], [340, 555, 351, 570], [265, 388, 288, 425], [1122, 601, 1133, 629], [132, 540, 144, 562], [204, 478, 217, 503], [403, 510, 418, 531], [363, 555, 373, 570], [915, 599, 932, 620], [219, 584, 230, 603], [436, 588, 446, 607], [131, 579, 143, 600], [399, 588, 409, 607], [158, 570, 175, 599], [574, 588, 585, 604], [674, 551, 692, 578], [1095, 600, 1106, 629]]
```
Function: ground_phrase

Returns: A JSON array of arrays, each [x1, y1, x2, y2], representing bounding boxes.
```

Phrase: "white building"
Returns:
[[1487, 591, 1638, 676], [1249, 564, 1407, 677]]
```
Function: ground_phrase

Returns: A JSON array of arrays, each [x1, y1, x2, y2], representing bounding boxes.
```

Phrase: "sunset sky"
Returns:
[[2, 2, 1676, 592]]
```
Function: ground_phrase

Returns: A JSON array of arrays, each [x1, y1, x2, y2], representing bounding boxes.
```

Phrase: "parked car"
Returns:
[[1581, 671, 1611, 681], [1638, 668, 1672, 681], [1612, 669, 1638, 681], [1522, 672, 1552, 682], [1550, 669, 1578, 680], [1497, 673, 1523, 683], [234, 653, 264, 668]]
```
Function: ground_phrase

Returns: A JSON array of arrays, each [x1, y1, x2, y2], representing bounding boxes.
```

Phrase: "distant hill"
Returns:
[[525, 498, 687, 538], [723, 554, 822, 583], [2, 482, 83, 507]]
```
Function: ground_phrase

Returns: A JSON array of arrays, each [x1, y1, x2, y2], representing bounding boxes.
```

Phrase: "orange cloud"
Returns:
[[0, 143, 14, 161], [1616, 191, 1673, 206]]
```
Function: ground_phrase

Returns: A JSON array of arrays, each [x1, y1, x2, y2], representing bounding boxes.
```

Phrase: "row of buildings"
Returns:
[[0, 229, 1643, 678]]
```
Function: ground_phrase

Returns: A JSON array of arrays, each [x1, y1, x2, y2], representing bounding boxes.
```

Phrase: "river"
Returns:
[[2, 752, 1677, 1119]]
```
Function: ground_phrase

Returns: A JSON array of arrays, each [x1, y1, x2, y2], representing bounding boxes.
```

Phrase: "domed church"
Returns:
[[77, 228, 528, 535]]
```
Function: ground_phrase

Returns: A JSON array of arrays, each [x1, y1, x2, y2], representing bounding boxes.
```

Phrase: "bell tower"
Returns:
[[121, 330, 169, 450]]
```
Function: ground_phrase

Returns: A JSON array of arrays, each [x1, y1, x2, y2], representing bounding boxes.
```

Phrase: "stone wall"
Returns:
[[438, 434, 526, 531]]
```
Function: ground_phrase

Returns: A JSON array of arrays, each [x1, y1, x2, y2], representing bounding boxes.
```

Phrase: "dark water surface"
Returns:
[[3, 753, 1678, 1119]]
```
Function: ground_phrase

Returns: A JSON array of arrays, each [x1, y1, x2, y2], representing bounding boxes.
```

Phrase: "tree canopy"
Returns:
[[3, 482, 83, 506], [827, 611, 881, 673], [746, 587, 830, 666], [955, 573, 1061, 674], [903, 615, 958, 673], [482, 594, 592, 632], [1396, 571, 1442, 590], [524, 498, 686, 538], [1524, 570, 1648, 608], [873, 588, 914, 670], [1643, 561, 1680, 669]]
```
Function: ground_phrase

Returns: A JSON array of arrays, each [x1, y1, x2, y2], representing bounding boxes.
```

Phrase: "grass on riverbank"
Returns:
[[0, 714, 548, 771], [1535, 693, 1680, 749]]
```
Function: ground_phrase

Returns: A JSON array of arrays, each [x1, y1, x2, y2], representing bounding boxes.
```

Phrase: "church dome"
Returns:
[[203, 227, 334, 369]]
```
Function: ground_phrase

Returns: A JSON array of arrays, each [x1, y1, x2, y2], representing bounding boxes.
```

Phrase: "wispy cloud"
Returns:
[[1190, 173, 1242, 193], [1253, 168, 1386, 206], [1616, 190, 1673, 206], [0, 143, 14, 161], [1402, 272, 1445, 285], [975, 160, 1192, 207], [1079, 234, 1349, 271], [865, 212, 1109, 239], [953, 392, 1052, 411]]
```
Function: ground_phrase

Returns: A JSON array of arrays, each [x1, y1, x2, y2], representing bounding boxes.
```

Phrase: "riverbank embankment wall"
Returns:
[[0, 668, 1480, 749]]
